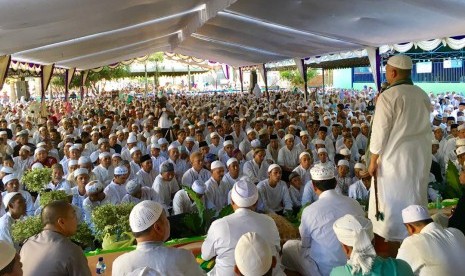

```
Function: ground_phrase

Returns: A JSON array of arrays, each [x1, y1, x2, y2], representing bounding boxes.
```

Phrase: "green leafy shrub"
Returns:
[[39, 190, 69, 207], [22, 168, 52, 193], [445, 161, 463, 199], [71, 223, 94, 249], [91, 203, 135, 242], [12, 216, 43, 244]]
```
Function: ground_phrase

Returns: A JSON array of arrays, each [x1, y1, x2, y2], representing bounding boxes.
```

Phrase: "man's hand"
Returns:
[[368, 153, 379, 177]]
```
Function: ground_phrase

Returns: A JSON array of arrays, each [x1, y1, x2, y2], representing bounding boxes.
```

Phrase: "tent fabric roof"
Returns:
[[2, 0, 465, 70]]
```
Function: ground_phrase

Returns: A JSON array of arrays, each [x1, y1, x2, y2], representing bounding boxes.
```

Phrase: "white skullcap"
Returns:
[[231, 179, 258, 207], [68, 159, 79, 167], [333, 214, 376, 275], [127, 135, 138, 144], [129, 200, 164, 232], [85, 180, 104, 194], [338, 160, 350, 167], [402, 205, 431, 224], [299, 130, 309, 137], [0, 241, 16, 270], [2, 174, 17, 184], [210, 161, 224, 171], [2, 191, 21, 207], [73, 143, 82, 149], [126, 180, 142, 195], [130, 147, 141, 155], [31, 163, 44, 170], [458, 124, 465, 131], [185, 137, 195, 142], [351, 123, 361, 129], [158, 138, 168, 145], [99, 152, 111, 159], [387, 54, 413, 70], [456, 146, 465, 156], [268, 164, 281, 173], [339, 148, 351, 156], [313, 139, 325, 145], [114, 166, 129, 175], [284, 134, 294, 141], [317, 148, 327, 154], [35, 147, 46, 155], [112, 153, 122, 158], [20, 145, 31, 152], [97, 138, 108, 145], [210, 132, 219, 138], [223, 140, 233, 147], [246, 129, 255, 135], [123, 128, 130, 133], [167, 144, 177, 151], [251, 139, 261, 148], [78, 156, 91, 165], [90, 152, 99, 164], [432, 139, 439, 145], [299, 152, 310, 159], [150, 143, 160, 149], [288, 124, 296, 129], [235, 232, 273, 276], [192, 180, 206, 194], [0, 166, 14, 174], [226, 158, 238, 167], [69, 145, 79, 152], [354, 163, 366, 170], [74, 168, 89, 178], [109, 133, 116, 138], [456, 138, 465, 147], [311, 165, 334, 180]]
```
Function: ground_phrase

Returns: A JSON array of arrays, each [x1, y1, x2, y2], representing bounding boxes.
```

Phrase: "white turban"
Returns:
[[231, 179, 258, 207], [333, 214, 376, 275]]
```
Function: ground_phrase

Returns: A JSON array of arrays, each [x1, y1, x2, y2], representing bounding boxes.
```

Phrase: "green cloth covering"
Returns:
[[102, 232, 135, 251], [330, 257, 414, 276]]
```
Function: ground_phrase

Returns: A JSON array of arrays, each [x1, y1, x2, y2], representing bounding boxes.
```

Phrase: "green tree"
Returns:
[[280, 68, 318, 88], [137, 52, 164, 95]]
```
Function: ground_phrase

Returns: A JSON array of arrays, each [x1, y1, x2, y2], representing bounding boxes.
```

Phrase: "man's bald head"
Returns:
[[41, 200, 73, 227]]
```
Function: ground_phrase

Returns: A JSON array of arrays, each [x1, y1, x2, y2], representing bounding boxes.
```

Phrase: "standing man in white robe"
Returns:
[[368, 55, 432, 255]]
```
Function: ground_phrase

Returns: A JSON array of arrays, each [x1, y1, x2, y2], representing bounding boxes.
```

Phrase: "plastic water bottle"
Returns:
[[96, 257, 106, 275]]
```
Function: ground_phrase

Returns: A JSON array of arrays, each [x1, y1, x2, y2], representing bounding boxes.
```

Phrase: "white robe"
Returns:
[[369, 83, 432, 241]]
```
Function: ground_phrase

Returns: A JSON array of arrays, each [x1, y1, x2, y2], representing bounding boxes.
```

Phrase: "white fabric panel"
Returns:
[[366, 47, 378, 91]]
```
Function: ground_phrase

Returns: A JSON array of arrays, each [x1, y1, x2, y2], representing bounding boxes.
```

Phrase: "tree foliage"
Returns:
[[50, 66, 130, 90], [280, 68, 318, 87]]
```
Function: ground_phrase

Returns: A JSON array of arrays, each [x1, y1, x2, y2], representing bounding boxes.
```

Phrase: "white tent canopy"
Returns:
[[2, 0, 465, 70]]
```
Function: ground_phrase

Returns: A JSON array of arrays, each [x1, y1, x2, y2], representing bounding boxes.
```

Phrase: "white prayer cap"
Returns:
[[167, 144, 177, 151], [268, 164, 281, 173], [31, 163, 44, 170], [114, 166, 129, 175], [99, 152, 111, 159], [458, 124, 465, 131], [223, 140, 233, 147], [123, 128, 130, 133], [0, 131, 7, 136], [459, 116, 465, 122], [78, 156, 91, 165], [211, 161, 224, 171], [112, 153, 122, 159], [210, 132, 219, 138], [150, 143, 160, 149], [235, 232, 272, 276], [354, 163, 366, 170], [338, 160, 350, 167], [251, 139, 261, 148], [311, 165, 334, 180], [339, 148, 351, 156], [85, 180, 104, 194], [317, 148, 327, 154], [387, 54, 413, 70], [313, 139, 325, 145], [126, 180, 142, 195], [160, 161, 174, 173], [432, 139, 439, 145], [90, 130, 99, 136], [185, 136, 195, 142], [20, 145, 31, 152], [2, 174, 17, 184], [299, 152, 310, 159], [333, 214, 376, 275], [226, 158, 238, 167], [127, 135, 138, 144], [231, 179, 258, 207], [2, 191, 21, 207], [188, 125, 195, 129], [73, 143, 82, 149], [158, 138, 168, 145], [129, 201, 164, 232], [284, 134, 294, 141], [34, 147, 46, 155], [67, 160, 78, 168], [109, 133, 116, 139], [246, 128, 255, 135], [402, 205, 431, 224], [98, 138, 109, 145], [90, 151, 99, 164], [74, 168, 89, 178], [192, 180, 206, 194], [0, 241, 16, 271], [299, 130, 309, 137], [288, 124, 296, 129], [351, 123, 361, 129], [130, 147, 141, 155], [0, 166, 14, 174], [457, 138, 465, 147], [456, 146, 465, 156]]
